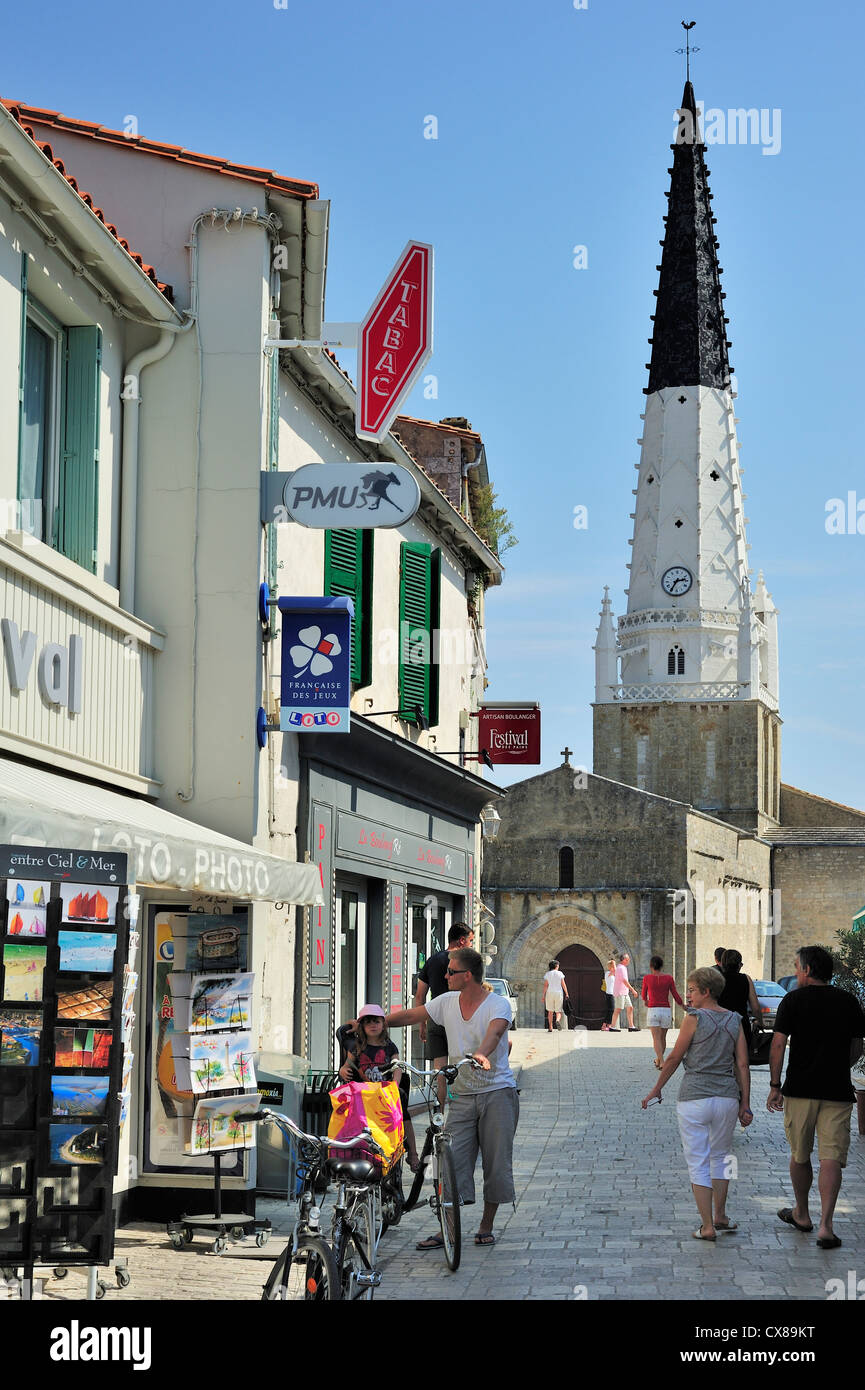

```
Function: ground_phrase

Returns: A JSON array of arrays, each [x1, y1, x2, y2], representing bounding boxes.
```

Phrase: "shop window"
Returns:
[[559, 846, 574, 889], [325, 529, 374, 687], [17, 267, 101, 573], [398, 541, 441, 727]]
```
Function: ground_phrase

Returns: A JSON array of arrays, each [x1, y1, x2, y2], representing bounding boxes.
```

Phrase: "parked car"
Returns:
[[485, 976, 518, 1029], [753, 979, 788, 1029], [777, 975, 798, 994]]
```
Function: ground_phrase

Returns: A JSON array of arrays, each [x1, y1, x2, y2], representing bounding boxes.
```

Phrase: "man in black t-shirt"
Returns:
[[414, 922, 474, 1103], [768, 944, 865, 1249]]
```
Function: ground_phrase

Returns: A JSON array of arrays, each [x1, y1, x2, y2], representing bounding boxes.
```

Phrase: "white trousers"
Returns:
[[676, 1097, 739, 1188]]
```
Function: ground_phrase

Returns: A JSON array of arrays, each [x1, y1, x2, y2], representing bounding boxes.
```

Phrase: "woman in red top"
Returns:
[[641, 956, 685, 1069]]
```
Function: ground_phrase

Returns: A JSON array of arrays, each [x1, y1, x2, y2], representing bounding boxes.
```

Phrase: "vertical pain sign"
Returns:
[[311, 806, 333, 984], [356, 241, 434, 442]]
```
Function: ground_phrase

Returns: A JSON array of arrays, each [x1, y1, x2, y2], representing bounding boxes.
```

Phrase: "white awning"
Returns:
[[0, 759, 322, 905]]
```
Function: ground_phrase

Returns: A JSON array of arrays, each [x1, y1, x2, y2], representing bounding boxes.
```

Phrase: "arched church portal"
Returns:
[[558, 944, 605, 1030]]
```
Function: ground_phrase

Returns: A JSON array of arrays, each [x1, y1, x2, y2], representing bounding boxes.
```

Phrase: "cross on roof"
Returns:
[[561, 747, 573, 765]]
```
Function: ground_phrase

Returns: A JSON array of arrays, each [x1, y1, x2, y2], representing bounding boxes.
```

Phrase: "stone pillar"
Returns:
[[639, 892, 653, 976]]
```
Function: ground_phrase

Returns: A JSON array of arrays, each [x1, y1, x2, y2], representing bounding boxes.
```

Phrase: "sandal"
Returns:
[[653, 1058, 663, 1069], [692, 1229, 716, 1241], [474, 1231, 496, 1246], [714, 1220, 738, 1233], [416, 1233, 444, 1251], [777, 1207, 813, 1233]]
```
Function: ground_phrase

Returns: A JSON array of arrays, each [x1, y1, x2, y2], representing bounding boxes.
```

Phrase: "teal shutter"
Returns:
[[399, 541, 432, 723], [325, 529, 373, 686], [59, 325, 101, 572]]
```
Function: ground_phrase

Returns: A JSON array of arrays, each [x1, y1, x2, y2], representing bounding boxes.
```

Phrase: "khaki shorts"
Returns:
[[783, 1097, 854, 1167]]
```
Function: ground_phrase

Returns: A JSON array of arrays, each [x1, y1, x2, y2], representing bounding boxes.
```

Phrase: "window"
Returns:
[[668, 645, 685, 675], [398, 541, 441, 726], [17, 265, 102, 572], [559, 846, 574, 889], [324, 529, 373, 686]]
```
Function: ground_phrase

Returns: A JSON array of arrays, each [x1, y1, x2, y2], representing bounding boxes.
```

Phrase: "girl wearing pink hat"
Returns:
[[339, 1004, 419, 1170]]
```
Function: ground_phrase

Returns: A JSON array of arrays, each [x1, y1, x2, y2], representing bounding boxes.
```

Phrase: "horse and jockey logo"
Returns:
[[359, 470, 402, 511]]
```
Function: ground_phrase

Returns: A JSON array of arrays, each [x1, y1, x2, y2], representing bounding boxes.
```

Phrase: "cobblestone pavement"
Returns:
[[24, 1028, 865, 1302]]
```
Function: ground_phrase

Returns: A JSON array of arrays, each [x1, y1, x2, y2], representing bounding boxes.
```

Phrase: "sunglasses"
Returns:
[[446, 967, 470, 976]]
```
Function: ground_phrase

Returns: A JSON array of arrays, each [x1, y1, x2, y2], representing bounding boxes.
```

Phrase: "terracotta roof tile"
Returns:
[[3, 103, 174, 301], [1, 100, 319, 200]]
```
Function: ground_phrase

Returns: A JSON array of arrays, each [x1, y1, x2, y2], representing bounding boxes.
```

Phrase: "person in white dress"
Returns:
[[542, 960, 568, 1031]]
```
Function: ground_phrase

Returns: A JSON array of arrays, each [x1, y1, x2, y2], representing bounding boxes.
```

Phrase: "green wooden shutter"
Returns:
[[399, 541, 432, 723], [59, 325, 101, 572], [429, 547, 441, 727], [15, 256, 28, 504], [325, 529, 373, 687]]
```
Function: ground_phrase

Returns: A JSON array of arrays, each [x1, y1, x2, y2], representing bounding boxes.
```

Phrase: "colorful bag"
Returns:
[[327, 1080, 404, 1172]]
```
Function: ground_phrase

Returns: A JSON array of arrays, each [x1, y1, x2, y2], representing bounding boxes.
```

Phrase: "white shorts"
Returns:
[[676, 1097, 739, 1188], [647, 1007, 672, 1028], [613, 993, 629, 1008], [546, 992, 563, 1013]]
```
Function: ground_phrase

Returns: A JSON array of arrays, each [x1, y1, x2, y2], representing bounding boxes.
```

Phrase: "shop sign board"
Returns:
[[336, 811, 466, 886], [278, 596, 353, 734], [0, 844, 127, 884], [266, 462, 421, 529], [356, 241, 434, 442], [478, 706, 541, 764], [388, 883, 406, 1013]]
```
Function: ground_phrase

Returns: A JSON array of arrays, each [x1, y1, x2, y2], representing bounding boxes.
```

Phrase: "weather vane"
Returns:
[[676, 20, 700, 82]]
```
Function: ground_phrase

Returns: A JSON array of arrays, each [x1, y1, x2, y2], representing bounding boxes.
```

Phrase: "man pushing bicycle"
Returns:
[[384, 947, 518, 1250]]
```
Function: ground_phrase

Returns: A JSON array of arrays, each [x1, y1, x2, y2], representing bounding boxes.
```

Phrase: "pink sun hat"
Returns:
[[357, 1003, 385, 1020]]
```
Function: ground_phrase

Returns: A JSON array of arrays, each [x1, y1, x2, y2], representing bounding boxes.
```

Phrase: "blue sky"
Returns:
[[6, 0, 865, 806]]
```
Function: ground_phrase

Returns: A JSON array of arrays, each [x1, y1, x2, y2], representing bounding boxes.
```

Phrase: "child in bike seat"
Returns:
[[336, 1004, 419, 1172]]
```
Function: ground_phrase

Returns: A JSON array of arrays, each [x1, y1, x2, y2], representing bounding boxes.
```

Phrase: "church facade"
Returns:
[[483, 81, 865, 1029]]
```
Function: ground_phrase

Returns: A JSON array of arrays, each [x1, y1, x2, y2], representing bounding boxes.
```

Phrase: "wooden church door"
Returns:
[[558, 944, 606, 1030]]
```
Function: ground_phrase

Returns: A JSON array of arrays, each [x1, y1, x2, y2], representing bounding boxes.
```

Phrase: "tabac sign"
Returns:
[[356, 241, 434, 442]]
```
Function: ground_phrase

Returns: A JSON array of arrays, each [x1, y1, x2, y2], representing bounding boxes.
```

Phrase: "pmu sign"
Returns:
[[356, 241, 433, 442]]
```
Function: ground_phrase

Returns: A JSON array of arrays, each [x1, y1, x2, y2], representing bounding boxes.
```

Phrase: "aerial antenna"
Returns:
[[676, 20, 700, 82]]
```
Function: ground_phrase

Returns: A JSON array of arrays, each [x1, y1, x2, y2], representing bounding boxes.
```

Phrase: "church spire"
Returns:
[[647, 80, 732, 395]]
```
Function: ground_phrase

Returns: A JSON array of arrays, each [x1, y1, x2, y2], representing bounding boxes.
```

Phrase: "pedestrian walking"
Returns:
[[414, 922, 474, 1104], [717, 949, 760, 1050], [609, 953, 640, 1032], [768, 944, 865, 1249], [385, 947, 519, 1249], [542, 959, 568, 1031], [641, 966, 753, 1240], [641, 955, 684, 1068], [601, 957, 616, 1031]]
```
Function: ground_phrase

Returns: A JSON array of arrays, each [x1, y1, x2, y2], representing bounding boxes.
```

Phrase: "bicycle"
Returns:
[[247, 1108, 383, 1301], [400, 1055, 482, 1272]]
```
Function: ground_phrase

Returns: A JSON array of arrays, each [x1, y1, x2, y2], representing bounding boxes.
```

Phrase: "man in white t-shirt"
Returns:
[[385, 947, 518, 1249], [542, 959, 568, 1031]]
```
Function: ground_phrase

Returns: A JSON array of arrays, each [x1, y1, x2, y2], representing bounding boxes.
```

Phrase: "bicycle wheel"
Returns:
[[435, 1142, 461, 1272], [333, 1193, 376, 1301], [404, 1129, 432, 1212], [261, 1235, 338, 1301], [382, 1156, 405, 1230]]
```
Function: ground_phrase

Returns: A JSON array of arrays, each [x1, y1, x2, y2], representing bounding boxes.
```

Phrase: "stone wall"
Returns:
[[779, 785, 865, 828], [771, 843, 865, 977]]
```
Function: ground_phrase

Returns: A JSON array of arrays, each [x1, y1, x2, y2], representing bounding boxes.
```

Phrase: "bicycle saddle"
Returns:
[[326, 1156, 381, 1184]]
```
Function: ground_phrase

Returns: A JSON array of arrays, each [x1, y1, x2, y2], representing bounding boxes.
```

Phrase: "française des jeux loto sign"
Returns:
[[356, 241, 433, 442], [278, 596, 353, 733]]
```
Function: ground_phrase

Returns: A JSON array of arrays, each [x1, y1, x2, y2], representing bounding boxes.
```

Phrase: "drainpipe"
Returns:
[[120, 324, 193, 612]]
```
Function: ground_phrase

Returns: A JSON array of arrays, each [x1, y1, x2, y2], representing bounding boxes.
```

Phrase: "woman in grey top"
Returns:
[[641, 966, 753, 1240]]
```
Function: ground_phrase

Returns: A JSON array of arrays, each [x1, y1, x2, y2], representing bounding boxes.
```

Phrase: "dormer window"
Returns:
[[668, 645, 685, 675]]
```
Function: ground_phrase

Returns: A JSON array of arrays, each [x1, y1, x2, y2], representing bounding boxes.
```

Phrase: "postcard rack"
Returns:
[[164, 926, 269, 1255], [0, 847, 133, 1299]]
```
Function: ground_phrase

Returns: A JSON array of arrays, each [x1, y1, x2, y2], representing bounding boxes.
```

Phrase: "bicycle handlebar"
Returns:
[[398, 1054, 484, 1084], [238, 1108, 384, 1156]]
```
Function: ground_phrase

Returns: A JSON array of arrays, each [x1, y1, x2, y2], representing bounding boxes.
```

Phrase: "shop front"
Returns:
[[297, 714, 496, 1068]]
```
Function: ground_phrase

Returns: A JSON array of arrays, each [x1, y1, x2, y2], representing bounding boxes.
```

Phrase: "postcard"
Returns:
[[54, 1027, 112, 1069], [121, 968, 138, 1016], [121, 1052, 134, 1093], [60, 883, 119, 925], [0, 1009, 41, 1066], [170, 914, 248, 972], [57, 980, 113, 1022], [172, 1031, 255, 1094], [2, 942, 46, 1002], [49, 1123, 107, 1166], [5, 905, 47, 937], [127, 928, 140, 971], [169, 972, 254, 1032], [58, 931, 116, 974], [188, 1092, 259, 1154], [50, 1075, 110, 1119], [5, 880, 50, 908]]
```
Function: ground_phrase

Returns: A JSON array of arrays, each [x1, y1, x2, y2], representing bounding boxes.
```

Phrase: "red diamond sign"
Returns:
[[356, 241, 433, 442]]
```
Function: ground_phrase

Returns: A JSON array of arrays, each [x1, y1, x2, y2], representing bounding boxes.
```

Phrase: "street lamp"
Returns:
[[479, 804, 502, 840]]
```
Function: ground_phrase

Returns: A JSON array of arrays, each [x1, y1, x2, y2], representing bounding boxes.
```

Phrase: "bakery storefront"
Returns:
[[298, 714, 499, 1069]]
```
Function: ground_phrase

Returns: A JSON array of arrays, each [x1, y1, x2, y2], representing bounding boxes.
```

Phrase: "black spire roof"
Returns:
[[646, 81, 732, 394]]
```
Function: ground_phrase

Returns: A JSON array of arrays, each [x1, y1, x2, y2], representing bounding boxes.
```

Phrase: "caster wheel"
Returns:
[[255, 1231, 267, 1247], [95, 1281, 108, 1299], [170, 1234, 184, 1250], [212, 1236, 227, 1254], [182, 1226, 194, 1246], [53, 1267, 69, 1279], [116, 1269, 131, 1289], [231, 1226, 246, 1241]]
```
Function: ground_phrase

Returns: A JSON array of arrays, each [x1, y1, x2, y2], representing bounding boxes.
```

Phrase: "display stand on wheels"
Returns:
[[0, 845, 134, 1299], [163, 920, 269, 1254]]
